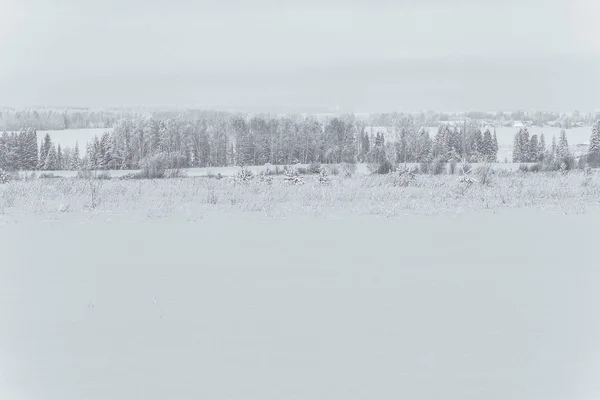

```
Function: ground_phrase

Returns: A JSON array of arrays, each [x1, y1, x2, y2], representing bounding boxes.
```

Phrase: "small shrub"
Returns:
[[258, 172, 273, 185], [85, 178, 104, 209], [394, 167, 417, 187], [317, 169, 330, 185], [519, 164, 530, 173], [232, 167, 254, 184], [283, 167, 304, 185], [0, 169, 17, 184], [475, 164, 494, 186]]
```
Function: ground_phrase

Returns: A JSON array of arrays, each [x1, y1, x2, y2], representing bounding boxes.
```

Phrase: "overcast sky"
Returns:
[[1, 0, 599, 112]]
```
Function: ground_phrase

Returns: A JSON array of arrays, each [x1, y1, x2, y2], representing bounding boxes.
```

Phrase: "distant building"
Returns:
[[513, 121, 524, 128]]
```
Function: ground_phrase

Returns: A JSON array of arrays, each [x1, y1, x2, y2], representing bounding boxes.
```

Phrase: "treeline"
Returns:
[[512, 121, 600, 169], [1, 107, 598, 132], [0, 130, 82, 171], [2, 117, 600, 173], [79, 117, 502, 171], [0, 109, 146, 131]]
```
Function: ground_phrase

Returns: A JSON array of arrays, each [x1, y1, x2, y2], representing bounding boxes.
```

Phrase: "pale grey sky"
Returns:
[[1, 0, 599, 111]]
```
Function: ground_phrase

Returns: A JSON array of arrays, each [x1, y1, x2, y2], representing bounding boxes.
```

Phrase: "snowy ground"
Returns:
[[1, 172, 600, 400]]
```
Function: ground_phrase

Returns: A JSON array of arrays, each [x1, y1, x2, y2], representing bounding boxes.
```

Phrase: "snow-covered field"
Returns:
[[2, 172, 600, 400], [3, 170, 600, 218], [19, 162, 543, 179]]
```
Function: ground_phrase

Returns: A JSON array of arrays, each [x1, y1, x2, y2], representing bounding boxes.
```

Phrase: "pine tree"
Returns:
[[551, 135, 557, 161], [492, 130, 498, 162], [317, 168, 330, 185], [62, 147, 72, 170], [38, 142, 44, 170], [512, 130, 522, 162], [446, 126, 462, 161], [557, 129, 570, 159], [44, 144, 58, 171], [481, 128, 494, 162], [71, 141, 81, 170], [432, 125, 448, 160], [528, 135, 539, 163], [2, 133, 19, 171], [15, 131, 27, 170], [0, 133, 7, 170], [538, 134, 546, 162], [39, 133, 52, 170], [588, 120, 600, 167], [521, 128, 530, 161], [57, 144, 63, 170], [26, 129, 38, 170], [556, 129, 573, 170], [99, 132, 112, 170], [471, 128, 484, 161]]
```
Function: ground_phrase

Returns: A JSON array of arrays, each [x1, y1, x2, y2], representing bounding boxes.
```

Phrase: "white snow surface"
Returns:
[[1, 207, 600, 400]]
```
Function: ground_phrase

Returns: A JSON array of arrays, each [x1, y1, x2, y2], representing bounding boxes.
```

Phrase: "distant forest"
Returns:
[[2, 116, 500, 172], [0, 109, 599, 173], [1, 107, 599, 132]]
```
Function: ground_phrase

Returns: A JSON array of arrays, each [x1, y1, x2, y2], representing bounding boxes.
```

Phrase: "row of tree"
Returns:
[[2, 118, 600, 172], [0, 129, 38, 171], [2, 108, 598, 132], [512, 121, 600, 169], [79, 117, 502, 171], [512, 128, 573, 167], [0, 109, 145, 131]]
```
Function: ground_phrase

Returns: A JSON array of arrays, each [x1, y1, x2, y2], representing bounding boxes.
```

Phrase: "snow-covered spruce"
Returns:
[[317, 169, 330, 185], [258, 171, 273, 185], [393, 167, 417, 187], [232, 167, 254, 184], [0, 169, 15, 184], [283, 167, 304, 185]]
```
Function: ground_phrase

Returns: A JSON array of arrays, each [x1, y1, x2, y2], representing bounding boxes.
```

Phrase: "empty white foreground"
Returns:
[[1, 209, 600, 400]]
